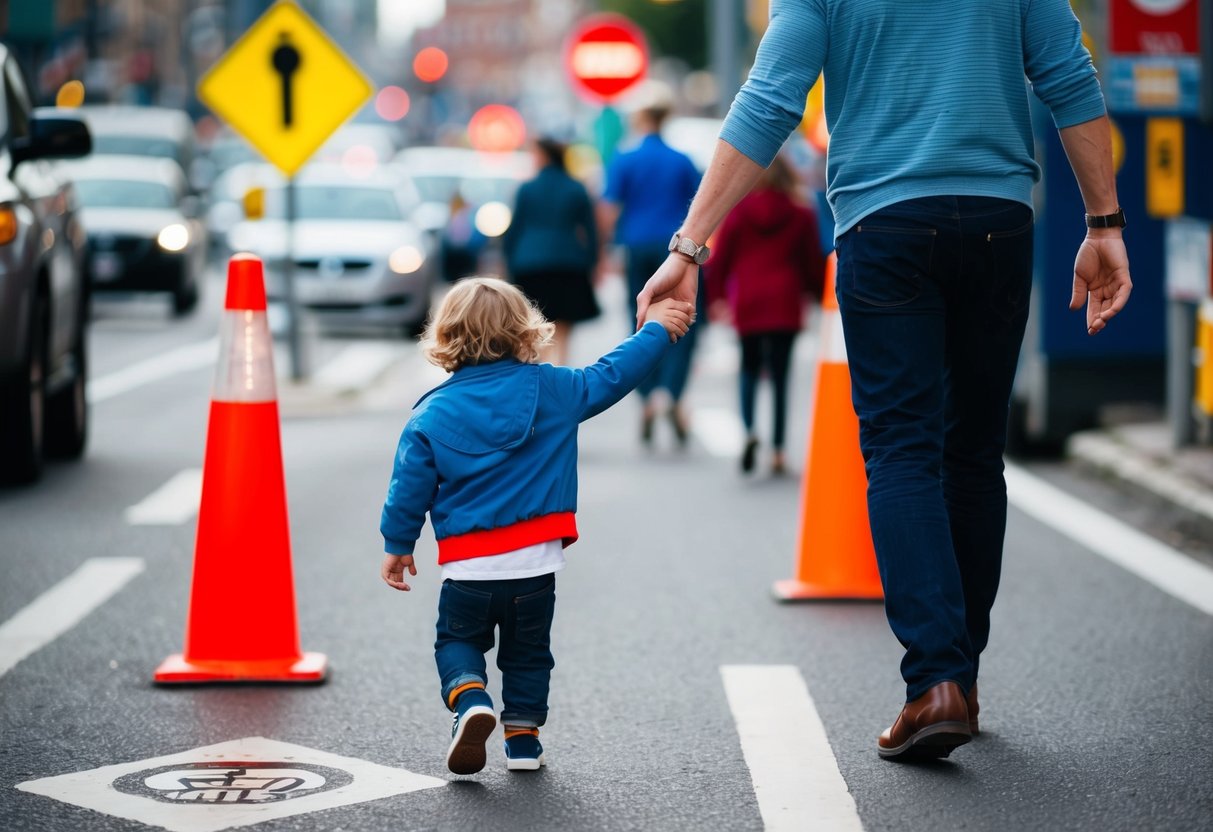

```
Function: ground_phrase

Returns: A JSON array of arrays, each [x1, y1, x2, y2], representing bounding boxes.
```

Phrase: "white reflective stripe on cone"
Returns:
[[819, 309, 848, 364], [212, 310, 277, 403]]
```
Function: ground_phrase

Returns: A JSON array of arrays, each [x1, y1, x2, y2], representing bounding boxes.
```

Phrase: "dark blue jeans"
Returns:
[[434, 574, 556, 727], [834, 196, 1033, 702], [626, 244, 704, 402]]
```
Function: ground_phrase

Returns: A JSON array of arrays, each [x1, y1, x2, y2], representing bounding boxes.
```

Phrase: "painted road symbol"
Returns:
[[197, 1, 372, 177], [271, 33, 301, 127], [16, 736, 446, 832], [112, 761, 351, 805]]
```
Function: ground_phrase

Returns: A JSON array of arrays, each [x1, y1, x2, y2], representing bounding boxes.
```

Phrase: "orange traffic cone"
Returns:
[[155, 254, 327, 683], [773, 253, 883, 601]]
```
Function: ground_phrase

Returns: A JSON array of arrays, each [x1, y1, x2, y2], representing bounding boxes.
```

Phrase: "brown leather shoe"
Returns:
[[878, 681, 972, 760], [967, 683, 979, 735]]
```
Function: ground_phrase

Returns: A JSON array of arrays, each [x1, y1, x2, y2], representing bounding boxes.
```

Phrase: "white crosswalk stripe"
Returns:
[[722, 665, 864, 831], [0, 558, 145, 677]]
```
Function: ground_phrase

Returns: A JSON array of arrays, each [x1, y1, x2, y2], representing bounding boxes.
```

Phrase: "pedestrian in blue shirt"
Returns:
[[380, 276, 693, 775], [637, 0, 1132, 761], [600, 83, 703, 447]]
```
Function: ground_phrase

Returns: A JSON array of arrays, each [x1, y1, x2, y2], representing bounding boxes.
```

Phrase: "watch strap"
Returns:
[[1085, 207, 1126, 229]]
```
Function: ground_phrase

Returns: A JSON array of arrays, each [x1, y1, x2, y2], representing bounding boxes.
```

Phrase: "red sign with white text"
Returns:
[[564, 15, 649, 103], [1109, 0, 1201, 55]]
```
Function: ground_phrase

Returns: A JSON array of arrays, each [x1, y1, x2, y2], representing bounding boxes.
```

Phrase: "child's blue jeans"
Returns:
[[435, 573, 556, 728]]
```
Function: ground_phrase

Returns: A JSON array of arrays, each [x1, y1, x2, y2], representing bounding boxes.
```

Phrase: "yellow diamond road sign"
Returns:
[[198, 0, 373, 177]]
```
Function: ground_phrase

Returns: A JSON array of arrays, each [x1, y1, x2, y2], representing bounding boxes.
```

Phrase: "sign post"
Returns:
[[565, 15, 649, 168], [197, 0, 373, 380]]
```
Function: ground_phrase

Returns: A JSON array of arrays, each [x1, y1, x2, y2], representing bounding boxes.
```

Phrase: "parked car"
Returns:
[[225, 163, 434, 336], [69, 105, 202, 191], [0, 46, 92, 484], [58, 155, 207, 316]]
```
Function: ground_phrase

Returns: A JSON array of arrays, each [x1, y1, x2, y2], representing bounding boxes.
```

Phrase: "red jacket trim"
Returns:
[[437, 513, 578, 563]]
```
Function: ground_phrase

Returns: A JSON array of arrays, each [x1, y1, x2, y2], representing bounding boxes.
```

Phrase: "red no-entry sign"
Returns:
[[564, 14, 649, 103]]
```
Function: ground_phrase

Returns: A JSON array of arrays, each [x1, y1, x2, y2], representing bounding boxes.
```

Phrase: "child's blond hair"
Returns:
[[421, 276, 554, 371]]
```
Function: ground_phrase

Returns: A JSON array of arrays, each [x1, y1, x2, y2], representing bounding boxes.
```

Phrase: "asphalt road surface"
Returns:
[[2, 272, 1210, 832]]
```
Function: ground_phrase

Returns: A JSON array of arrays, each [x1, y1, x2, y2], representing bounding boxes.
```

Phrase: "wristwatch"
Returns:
[[1085, 208, 1126, 229], [669, 232, 710, 265]]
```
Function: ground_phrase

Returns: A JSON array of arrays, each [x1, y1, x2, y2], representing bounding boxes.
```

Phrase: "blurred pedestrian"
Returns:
[[707, 154, 824, 476], [440, 193, 486, 284], [503, 137, 600, 365], [599, 82, 703, 446], [637, 0, 1131, 760], [379, 277, 693, 776]]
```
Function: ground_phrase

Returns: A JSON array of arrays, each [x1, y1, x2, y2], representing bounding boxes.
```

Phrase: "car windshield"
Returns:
[[411, 175, 460, 204], [92, 135, 183, 162], [266, 185, 403, 221], [73, 179, 177, 210], [412, 175, 517, 206]]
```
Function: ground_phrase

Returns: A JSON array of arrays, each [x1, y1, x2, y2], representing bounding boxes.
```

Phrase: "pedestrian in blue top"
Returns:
[[380, 276, 693, 775], [600, 82, 703, 447], [504, 136, 600, 365], [637, 0, 1132, 761]]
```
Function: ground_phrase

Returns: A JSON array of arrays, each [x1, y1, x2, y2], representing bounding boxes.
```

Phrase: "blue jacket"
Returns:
[[503, 164, 598, 276], [381, 322, 670, 563]]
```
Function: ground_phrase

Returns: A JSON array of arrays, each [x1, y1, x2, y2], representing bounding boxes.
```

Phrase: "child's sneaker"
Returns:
[[504, 727, 545, 771], [446, 688, 496, 775]]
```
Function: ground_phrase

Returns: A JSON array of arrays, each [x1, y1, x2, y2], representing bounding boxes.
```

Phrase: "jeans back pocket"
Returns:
[[439, 580, 494, 638], [841, 225, 937, 308], [512, 578, 556, 648]]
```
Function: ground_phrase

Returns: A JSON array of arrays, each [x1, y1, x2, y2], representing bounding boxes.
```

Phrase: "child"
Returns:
[[706, 154, 823, 475], [380, 276, 693, 775]]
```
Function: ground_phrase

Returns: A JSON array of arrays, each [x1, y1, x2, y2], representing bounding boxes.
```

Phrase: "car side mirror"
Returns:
[[12, 117, 92, 167]]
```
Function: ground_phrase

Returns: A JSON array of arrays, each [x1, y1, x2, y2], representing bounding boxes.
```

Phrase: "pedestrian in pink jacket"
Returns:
[[707, 155, 825, 475]]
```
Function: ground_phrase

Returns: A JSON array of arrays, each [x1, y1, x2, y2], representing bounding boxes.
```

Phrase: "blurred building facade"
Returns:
[[411, 0, 588, 136]]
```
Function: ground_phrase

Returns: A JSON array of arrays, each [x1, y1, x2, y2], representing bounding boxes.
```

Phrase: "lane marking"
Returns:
[[125, 469, 203, 526], [721, 665, 863, 832], [0, 557, 145, 677], [311, 342, 406, 391], [88, 338, 218, 404], [17, 736, 446, 832], [1006, 463, 1213, 617], [692, 407, 747, 458]]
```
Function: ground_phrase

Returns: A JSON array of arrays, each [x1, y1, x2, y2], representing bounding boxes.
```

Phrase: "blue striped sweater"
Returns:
[[720, 0, 1107, 238]]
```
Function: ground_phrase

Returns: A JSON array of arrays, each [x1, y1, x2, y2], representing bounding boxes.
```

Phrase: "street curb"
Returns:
[[1066, 430, 1213, 525]]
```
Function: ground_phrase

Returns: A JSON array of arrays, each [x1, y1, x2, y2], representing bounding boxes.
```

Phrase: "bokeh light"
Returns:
[[467, 104, 527, 153], [474, 201, 513, 237], [375, 86, 410, 121], [56, 80, 85, 108], [413, 47, 449, 84]]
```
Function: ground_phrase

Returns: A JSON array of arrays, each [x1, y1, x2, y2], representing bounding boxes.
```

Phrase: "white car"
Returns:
[[225, 164, 434, 336]]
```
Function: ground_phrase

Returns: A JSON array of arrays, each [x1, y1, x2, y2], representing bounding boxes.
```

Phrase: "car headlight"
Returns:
[[389, 245, 424, 274], [474, 202, 512, 238], [157, 223, 190, 252]]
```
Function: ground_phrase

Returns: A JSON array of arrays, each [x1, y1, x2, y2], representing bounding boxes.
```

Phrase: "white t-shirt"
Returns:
[[441, 538, 566, 581]]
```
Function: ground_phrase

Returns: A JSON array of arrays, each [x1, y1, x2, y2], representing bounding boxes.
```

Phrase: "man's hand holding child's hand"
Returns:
[[645, 298, 695, 343], [381, 554, 417, 591]]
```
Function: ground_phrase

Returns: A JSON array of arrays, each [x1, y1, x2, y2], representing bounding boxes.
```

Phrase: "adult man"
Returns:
[[638, 0, 1131, 760], [600, 82, 703, 446]]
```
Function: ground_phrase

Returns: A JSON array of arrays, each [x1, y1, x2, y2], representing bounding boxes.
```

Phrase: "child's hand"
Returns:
[[644, 298, 695, 342], [381, 554, 417, 591]]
